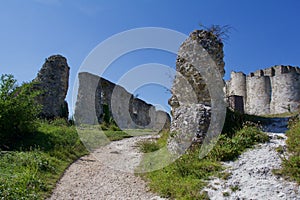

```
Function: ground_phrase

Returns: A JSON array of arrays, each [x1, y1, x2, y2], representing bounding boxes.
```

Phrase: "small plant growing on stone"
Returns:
[[230, 185, 240, 192], [223, 191, 230, 197], [199, 23, 232, 43]]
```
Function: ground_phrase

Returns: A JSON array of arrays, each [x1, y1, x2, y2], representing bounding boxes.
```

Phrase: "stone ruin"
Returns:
[[226, 65, 300, 115], [168, 30, 225, 153], [34, 55, 70, 119], [74, 72, 170, 130]]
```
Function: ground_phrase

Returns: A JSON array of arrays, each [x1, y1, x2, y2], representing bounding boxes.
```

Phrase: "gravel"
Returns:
[[48, 136, 165, 200], [202, 133, 300, 200]]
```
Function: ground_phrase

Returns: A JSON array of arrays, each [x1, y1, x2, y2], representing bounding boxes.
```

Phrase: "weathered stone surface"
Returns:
[[168, 104, 211, 154], [75, 72, 171, 130], [227, 65, 300, 115], [74, 72, 100, 124], [34, 55, 70, 119], [169, 30, 225, 108], [168, 29, 225, 150]]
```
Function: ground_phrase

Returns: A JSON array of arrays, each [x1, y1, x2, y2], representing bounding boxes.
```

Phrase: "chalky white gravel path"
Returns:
[[203, 132, 300, 200]]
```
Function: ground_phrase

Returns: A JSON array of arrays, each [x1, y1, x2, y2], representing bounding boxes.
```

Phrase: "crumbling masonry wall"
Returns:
[[168, 29, 225, 153], [74, 72, 170, 130]]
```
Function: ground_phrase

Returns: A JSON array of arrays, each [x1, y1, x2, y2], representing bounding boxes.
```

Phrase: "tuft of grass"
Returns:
[[139, 141, 160, 153], [104, 130, 132, 141], [223, 191, 230, 197], [76, 125, 132, 150], [208, 126, 269, 161], [138, 130, 169, 153], [0, 119, 88, 199], [230, 185, 240, 192]]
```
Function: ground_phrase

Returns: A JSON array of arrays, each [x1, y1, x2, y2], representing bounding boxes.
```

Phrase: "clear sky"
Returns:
[[1, 0, 300, 115]]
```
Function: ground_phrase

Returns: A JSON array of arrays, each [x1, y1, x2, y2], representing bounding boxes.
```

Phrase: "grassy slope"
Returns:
[[0, 119, 132, 199], [138, 125, 269, 200], [0, 119, 88, 199], [275, 118, 300, 183]]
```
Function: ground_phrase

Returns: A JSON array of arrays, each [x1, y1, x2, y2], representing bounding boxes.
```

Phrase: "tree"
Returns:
[[0, 74, 41, 146]]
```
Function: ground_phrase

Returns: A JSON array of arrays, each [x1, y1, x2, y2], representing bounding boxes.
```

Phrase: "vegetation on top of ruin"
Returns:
[[199, 24, 232, 43]]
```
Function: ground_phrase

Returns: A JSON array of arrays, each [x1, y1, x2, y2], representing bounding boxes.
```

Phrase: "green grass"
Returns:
[[274, 118, 300, 183], [138, 130, 169, 153], [104, 130, 132, 141], [76, 125, 132, 151], [261, 111, 299, 118], [0, 119, 88, 199], [137, 126, 269, 200]]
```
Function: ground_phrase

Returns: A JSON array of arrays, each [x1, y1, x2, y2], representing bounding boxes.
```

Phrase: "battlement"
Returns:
[[248, 65, 300, 77]]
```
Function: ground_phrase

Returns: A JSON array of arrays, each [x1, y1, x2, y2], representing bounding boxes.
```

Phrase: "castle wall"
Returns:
[[270, 72, 300, 114], [246, 76, 271, 115], [228, 65, 300, 116], [75, 72, 170, 130], [74, 72, 101, 125]]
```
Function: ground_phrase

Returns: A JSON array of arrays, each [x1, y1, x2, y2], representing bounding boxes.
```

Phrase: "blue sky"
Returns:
[[1, 0, 300, 114]]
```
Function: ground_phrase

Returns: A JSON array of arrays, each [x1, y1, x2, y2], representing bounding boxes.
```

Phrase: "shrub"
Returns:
[[0, 74, 41, 146]]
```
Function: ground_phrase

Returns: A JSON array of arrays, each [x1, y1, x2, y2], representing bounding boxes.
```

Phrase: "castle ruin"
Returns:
[[226, 65, 300, 115], [74, 72, 170, 130]]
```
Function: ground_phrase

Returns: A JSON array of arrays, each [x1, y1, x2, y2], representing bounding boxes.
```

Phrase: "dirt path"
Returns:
[[49, 136, 165, 200]]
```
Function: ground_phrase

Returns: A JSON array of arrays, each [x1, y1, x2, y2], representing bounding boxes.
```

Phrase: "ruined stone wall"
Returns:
[[169, 30, 225, 108], [75, 72, 170, 130], [34, 55, 69, 119], [227, 65, 300, 115], [168, 29, 225, 152], [74, 72, 101, 124]]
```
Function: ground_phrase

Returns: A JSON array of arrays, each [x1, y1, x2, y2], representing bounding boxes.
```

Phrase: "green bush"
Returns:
[[0, 74, 41, 146], [222, 108, 257, 137], [208, 126, 269, 161]]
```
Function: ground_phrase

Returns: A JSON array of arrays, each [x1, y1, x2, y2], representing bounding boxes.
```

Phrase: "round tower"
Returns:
[[228, 71, 247, 99], [246, 76, 271, 115], [270, 72, 300, 114]]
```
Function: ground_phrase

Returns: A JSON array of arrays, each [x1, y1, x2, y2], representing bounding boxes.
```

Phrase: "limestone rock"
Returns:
[[168, 29, 225, 150], [168, 104, 211, 155], [169, 30, 225, 108], [34, 55, 70, 119]]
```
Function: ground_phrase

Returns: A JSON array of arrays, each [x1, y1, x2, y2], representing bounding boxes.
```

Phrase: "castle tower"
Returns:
[[227, 71, 247, 101], [270, 66, 300, 114], [246, 75, 271, 115]]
